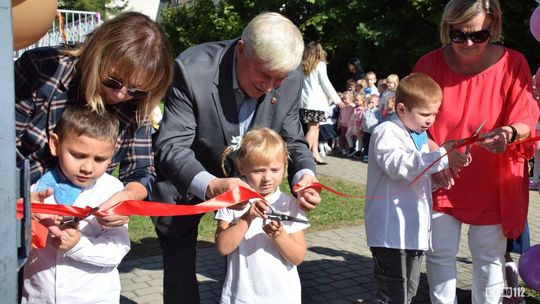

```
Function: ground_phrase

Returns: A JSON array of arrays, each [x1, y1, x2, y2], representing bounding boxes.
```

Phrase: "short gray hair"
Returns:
[[440, 0, 502, 45], [241, 12, 304, 74]]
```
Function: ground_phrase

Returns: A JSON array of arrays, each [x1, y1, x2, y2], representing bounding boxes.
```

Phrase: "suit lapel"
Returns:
[[211, 41, 240, 146]]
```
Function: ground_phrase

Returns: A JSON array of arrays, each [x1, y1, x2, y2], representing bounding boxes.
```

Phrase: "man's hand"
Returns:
[[208, 177, 252, 210], [295, 175, 321, 211]]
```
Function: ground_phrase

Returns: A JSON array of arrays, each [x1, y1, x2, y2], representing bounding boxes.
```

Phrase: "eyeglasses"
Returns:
[[448, 29, 490, 44], [102, 76, 150, 98]]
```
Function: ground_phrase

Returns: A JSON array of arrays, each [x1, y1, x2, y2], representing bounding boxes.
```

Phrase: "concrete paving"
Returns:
[[119, 155, 540, 303]]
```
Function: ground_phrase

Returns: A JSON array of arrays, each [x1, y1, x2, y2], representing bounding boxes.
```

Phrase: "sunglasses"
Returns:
[[102, 76, 150, 98], [448, 29, 490, 44]]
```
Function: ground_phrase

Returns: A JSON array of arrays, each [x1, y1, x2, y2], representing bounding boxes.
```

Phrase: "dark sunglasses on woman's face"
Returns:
[[449, 29, 490, 44], [102, 76, 150, 98]]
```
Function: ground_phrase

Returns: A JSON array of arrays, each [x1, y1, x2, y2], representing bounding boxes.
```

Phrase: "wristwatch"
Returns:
[[508, 125, 518, 143]]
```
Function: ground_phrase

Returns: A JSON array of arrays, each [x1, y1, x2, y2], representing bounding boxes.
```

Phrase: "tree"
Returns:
[[159, 0, 243, 56], [58, 0, 128, 19], [159, 0, 540, 90]]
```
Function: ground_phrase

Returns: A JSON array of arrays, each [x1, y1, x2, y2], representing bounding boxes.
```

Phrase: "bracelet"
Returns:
[[508, 125, 518, 143]]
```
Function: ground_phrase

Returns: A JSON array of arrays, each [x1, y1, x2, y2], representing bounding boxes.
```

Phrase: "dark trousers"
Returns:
[[156, 213, 204, 304], [371, 247, 424, 304], [362, 132, 372, 156]]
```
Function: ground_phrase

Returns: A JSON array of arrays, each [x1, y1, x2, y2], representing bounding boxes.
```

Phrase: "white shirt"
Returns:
[[300, 61, 341, 111], [215, 189, 310, 304], [22, 173, 130, 304], [365, 115, 448, 250]]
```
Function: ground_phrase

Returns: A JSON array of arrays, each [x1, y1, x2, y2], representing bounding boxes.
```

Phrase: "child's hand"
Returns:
[[263, 220, 283, 238], [442, 141, 471, 169], [53, 225, 81, 252], [446, 149, 470, 170], [241, 200, 269, 222]]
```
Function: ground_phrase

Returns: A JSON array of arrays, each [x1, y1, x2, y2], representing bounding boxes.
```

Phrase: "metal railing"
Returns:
[[14, 9, 101, 59]]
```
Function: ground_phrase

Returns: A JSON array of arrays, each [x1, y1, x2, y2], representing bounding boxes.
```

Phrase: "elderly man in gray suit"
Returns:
[[151, 12, 321, 304]]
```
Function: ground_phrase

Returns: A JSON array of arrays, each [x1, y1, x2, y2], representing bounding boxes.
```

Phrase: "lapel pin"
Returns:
[[271, 97, 278, 104]]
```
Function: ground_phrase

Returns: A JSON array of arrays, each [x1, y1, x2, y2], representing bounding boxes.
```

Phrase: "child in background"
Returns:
[[346, 93, 366, 158], [338, 91, 357, 156], [363, 71, 380, 97], [361, 94, 381, 162], [379, 74, 400, 112], [347, 79, 357, 93], [215, 127, 309, 304], [381, 96, 396, 121], [377, 79, 387, 97], [22, 105, 130, 304], [365, 73, 469, 303], [355, 78, 368, 96], [318, 102, 340, 158]]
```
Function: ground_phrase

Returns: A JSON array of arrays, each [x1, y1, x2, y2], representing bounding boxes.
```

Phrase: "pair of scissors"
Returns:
[[59, 207, 100, 229], [266, 205, 309, 224], [464, 119, 486, 155]]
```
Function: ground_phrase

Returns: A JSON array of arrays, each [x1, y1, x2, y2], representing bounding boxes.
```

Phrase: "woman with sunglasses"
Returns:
[[15, 12, 173, 227], [413, 0, 539, 303]]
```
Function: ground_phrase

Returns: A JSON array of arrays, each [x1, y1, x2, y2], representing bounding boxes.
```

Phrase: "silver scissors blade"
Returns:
[[267, 205, 309, 224], [465, 119, 486, 154]]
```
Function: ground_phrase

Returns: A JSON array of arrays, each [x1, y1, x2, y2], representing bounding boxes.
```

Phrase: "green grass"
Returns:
[[125, 174, 364, 260]]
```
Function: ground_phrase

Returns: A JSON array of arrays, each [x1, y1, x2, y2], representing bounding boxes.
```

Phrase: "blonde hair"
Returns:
[[241, 12, 304, 74], [64, 12, 173, 125], [301, 41, 327, 75], [386, 74, 400, 84], [221, 128, 288, 177], [395, 73, 442, 109], [440, 0, 502, 45]]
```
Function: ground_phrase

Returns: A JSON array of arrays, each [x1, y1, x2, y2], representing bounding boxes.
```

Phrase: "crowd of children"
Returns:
[[317, 70, 402, 164]]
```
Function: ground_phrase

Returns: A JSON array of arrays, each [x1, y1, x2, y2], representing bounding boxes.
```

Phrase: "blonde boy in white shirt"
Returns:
[[364, 73, 469, 303]]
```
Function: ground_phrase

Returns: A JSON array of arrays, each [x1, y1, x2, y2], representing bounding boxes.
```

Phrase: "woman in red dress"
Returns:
[[413, 0, 539, 303]]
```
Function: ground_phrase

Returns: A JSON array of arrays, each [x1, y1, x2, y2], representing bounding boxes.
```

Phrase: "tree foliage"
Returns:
[[58, 0, 128, 19], [159, 0, 540, 90]]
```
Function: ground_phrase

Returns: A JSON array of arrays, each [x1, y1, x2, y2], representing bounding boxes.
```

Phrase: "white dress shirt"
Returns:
[[22, 173, 130, 304], [365, 115, 448, 250]]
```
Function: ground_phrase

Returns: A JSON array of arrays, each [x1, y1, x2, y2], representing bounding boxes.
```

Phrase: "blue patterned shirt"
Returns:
[[15, 47, 155, 190]]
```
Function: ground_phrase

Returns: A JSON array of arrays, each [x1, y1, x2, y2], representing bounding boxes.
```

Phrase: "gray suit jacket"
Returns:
[[152, 39, 315, 236]]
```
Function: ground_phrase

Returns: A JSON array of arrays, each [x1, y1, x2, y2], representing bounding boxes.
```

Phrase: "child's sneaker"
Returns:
[[529, 180, 539, 190]]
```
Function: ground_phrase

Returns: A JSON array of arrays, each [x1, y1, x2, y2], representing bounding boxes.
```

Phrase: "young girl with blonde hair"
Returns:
[[215, 128, 309, 303]]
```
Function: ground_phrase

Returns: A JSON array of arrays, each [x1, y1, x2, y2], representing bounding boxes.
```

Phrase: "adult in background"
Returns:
[[413, 0, 539, 303], [300, 41, 342, 165], [347, 57, 365, 82], [152, 12, 321, 304], [16, 11, 173, 227]]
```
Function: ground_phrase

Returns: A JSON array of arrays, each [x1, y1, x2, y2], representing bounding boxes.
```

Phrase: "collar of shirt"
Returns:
[[35, 167, 85, 206], [232, 48, 257, 136]]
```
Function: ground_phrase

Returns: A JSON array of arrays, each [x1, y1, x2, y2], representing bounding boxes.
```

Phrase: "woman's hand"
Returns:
[[477, 127, 510, 153], [97, 190, 131, 227]]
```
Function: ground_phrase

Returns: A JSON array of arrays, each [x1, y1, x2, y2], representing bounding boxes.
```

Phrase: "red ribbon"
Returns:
[[18, 186, 264, 249], [19, 132, 536, 249]]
